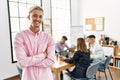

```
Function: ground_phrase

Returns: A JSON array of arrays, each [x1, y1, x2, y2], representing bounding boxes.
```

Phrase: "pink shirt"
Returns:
[[14, 29, 55, 80]]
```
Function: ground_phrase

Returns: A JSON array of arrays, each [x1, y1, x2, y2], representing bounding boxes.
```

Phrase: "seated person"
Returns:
[[55, 36, 74, 80], [87, 35, 105, 63], [61, 38, 90, 78], [55, 36, 74, 57]]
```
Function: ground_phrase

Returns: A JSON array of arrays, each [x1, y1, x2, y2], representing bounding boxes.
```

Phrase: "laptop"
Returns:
[[59, 50, 69, 57]]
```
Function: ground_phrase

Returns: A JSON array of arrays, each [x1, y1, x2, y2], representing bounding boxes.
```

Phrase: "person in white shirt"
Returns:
[[87, 35, 105, 63]]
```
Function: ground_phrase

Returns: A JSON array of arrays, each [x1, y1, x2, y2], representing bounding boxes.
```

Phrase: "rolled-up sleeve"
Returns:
[[65, 51, 80, 63], [14, 33, 45, 68]]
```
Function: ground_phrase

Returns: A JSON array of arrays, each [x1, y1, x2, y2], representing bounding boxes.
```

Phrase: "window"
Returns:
[[51, 0, 71, 44], [7, 0, 42, 63], [8, 0, 71, 63]]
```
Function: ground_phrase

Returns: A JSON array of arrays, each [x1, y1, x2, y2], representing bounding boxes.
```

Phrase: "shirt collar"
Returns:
[[90, 42, 95, 47], [28, 28, 41, 35]]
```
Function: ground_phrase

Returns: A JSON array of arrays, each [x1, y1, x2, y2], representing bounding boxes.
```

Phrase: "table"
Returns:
[[51, 57, 74, 80]]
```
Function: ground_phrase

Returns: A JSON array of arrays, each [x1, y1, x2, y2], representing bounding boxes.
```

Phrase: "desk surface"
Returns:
[[51, 57, 74, 70], [51, 57, 74, 80]]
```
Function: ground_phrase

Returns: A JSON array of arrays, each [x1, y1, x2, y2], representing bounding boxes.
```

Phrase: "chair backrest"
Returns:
[[104, 55, 112, 69], [16, 64, 22, 78], [86, 62, 100, 79]]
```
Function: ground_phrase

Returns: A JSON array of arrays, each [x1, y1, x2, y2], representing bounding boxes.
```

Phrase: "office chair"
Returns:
[[68, 62, 100, 80], [98, 55, 113, 80], [16, 64, 22, 78]]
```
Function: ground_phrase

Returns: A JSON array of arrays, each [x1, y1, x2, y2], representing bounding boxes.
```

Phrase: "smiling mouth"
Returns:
[[35, 20, 42, 24], [35, 21, 40, 24]]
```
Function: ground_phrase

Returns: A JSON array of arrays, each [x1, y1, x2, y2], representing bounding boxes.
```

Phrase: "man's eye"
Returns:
[[39, 15, 43, 18], [33, 14, 37, 17]]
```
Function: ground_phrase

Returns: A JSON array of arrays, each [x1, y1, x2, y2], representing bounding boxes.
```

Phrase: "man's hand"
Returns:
[[60, 56, 66, 61], [69, 48, 75, 53], [90, 51, 93, 55]]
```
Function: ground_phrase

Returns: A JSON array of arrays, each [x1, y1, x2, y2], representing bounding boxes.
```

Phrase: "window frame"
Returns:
[[50, 0, 72, 44], [7, 0, 42, 63]]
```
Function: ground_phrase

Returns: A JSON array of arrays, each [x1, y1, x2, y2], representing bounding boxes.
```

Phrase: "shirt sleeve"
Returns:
[[91, 44, 105, 61], [65, 43, 69, 50], [14, 33, 45, 68], [34, 36, 55, 68], [64, 51, 80, 63], [55, 43, 60, 53]]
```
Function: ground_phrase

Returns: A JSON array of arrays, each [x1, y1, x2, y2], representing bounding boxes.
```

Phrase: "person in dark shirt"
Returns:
[[61, 38, 90, 78]]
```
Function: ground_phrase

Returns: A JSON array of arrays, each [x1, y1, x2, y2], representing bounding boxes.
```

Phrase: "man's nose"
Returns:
[[36, 17, 40, 20]]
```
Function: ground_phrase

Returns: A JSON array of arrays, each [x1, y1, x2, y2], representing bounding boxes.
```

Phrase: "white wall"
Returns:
[[79, 0, 120, 46], [71, 0, 80, 26], [70, 0, 84, 44], [0, 0, 18, 79]]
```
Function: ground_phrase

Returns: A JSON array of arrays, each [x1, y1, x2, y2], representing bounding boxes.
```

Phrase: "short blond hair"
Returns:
[[29, 5, 43, 14]]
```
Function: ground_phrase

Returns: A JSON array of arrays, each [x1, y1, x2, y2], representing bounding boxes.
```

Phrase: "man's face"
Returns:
[[28, 10, 43, 28], [87, 38, 95, 44], [60, 38, 66, 44]]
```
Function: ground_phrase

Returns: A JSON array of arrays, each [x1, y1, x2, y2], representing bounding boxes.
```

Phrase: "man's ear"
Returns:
[[28, 15, 30, 20]]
